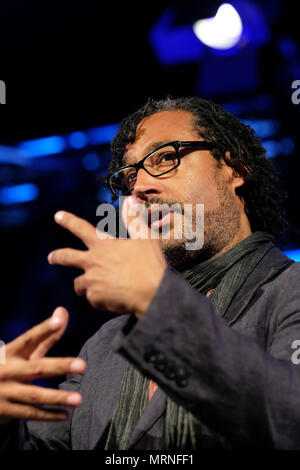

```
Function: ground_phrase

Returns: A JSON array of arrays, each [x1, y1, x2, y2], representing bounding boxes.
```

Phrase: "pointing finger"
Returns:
[[54, 211, 97, 248]]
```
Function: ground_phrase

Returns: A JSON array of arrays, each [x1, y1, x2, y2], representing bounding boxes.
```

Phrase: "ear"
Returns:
[[222, 150, 250, 191]]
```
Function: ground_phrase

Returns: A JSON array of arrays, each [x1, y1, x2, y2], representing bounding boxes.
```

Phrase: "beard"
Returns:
[[146, 173, 242, 271]]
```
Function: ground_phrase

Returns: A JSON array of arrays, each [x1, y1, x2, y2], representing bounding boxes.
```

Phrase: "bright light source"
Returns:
[[193, 3, 243, 50]]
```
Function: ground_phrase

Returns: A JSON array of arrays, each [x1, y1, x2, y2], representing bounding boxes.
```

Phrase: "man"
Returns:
[[1, 96, 300, 449]]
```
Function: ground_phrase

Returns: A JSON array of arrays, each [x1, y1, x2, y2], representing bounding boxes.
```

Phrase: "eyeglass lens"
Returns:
[[110, 145, 179, 196]]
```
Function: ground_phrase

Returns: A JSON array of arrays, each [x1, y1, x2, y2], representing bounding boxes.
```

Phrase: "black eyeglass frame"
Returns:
[[107, 140, 216, 197]]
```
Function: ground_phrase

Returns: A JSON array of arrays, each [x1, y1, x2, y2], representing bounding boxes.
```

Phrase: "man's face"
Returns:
[[123, 110, 248, 268]]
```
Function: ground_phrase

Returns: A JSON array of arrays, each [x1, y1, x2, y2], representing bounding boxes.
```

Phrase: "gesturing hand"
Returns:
[[0, 307, 86, 425], [48, 196, 167, 318]]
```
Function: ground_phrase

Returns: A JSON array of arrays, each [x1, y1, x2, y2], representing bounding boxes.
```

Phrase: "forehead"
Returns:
[[123, 110, 200, 165]]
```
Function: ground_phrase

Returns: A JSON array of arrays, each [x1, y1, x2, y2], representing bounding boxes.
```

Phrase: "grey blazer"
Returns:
[[1, 246, 300, 449]]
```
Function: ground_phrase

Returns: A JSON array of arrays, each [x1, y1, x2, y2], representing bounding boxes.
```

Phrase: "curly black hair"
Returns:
[[110, 96, 288, 242]]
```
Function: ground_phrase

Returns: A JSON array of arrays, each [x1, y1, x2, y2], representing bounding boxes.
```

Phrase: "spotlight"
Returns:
[[193, 3, 243, 50]]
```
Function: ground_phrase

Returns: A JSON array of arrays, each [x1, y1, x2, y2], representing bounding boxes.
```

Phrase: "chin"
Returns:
[[160, 238, 214, 271]]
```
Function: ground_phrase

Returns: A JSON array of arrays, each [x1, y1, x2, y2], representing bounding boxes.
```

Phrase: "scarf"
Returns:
[[104, 231, 275, 449]]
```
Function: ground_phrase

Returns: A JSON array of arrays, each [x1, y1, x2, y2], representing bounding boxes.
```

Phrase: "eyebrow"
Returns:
[[122, 140, 171, 166]]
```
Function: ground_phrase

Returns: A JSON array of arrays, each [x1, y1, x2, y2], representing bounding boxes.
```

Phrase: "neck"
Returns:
[[209, 216, 252, 261]]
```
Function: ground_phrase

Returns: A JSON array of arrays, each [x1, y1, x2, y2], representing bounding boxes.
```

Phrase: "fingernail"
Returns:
[[47, 252, 53, 264], [66, 393, 82, 406], [50, 316, 62, 328], [55, 211, 64, 222], [70, 359, 86, 373]]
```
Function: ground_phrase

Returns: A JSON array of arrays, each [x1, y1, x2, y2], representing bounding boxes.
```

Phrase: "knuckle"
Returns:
[[28, 389, 40, 404], [73, 277, 80, 291], [86, 290, 94, 304], [25, 408, 35, 420], [0, 368, 5, 381], [65, 248, 72, 259], [57, 360, 69, 374], [84, 253, 93, 269], [59, 250, 66, 263], [4, 343, 13, 357], [58, 392, 68, 405], [31, 362, 43, 377], [86, 291, 100, 309], [0, 366, 9, 381]]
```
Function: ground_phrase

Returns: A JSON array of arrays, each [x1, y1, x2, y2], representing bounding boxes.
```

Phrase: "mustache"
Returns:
[[144, 197, 184, 215]]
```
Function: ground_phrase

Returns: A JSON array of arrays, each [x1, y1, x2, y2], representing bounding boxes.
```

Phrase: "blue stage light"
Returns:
[[280, 137, 295, 155], [278, 37, 298, 60], [0, 208, 29, 227], [82, 153, 100, 171], [261, 138, 295, 159], [96, 186, 118, 206], [69, 131, 88, 149], [242, 119, 279, 139], [262, 140, 279, 159], [149, 8, 204, 66], [19, 136, 66, 158], [0, 183, 39, 205], [15, 123, 119, 159], [283, 250, 300, 262], [88, 124, 120, 145]]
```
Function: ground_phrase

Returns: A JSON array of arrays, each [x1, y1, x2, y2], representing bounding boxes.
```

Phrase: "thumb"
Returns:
[[122, 195, 157, 241]]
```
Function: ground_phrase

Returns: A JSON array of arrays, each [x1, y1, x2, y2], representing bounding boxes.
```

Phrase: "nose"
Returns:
[[131, 168, 164, 201]]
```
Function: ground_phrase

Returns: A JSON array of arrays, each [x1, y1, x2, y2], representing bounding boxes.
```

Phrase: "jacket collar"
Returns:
[[224, 246, 294, 326]]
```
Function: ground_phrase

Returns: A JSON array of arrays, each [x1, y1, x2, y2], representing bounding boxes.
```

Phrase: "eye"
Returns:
[[127, 173, 136, 181], [162, 153, 176, 161], [157, 152, 177, 164], [124, 169, 137, 187]]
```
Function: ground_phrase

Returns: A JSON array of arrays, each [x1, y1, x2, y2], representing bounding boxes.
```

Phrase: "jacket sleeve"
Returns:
[[113, 265, 300, 449], [0, 342, 89, 450]]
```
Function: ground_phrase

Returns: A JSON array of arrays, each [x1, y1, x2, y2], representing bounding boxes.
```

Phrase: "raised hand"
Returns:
[[0, 307, 86, 424], [48, 196, 167, 318]]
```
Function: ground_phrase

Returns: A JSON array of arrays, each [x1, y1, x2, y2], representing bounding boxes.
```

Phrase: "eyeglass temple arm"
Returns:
[[178, 141, 216, 149]]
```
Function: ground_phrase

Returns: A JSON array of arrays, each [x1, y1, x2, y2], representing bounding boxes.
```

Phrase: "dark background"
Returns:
[[0, 0, 300, 386]]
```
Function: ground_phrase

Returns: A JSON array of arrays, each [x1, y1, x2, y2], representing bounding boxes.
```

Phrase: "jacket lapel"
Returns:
[[127, 387, 167, 449], [224, 247, 294, 326]]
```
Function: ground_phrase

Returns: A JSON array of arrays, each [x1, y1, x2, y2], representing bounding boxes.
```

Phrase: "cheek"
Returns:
[[179, 172, 221, 209]]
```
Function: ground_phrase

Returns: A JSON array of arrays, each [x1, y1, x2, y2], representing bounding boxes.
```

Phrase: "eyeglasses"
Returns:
[[107, 140, 216, 197]]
